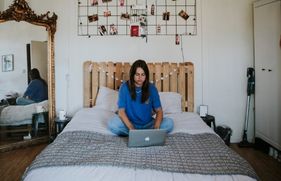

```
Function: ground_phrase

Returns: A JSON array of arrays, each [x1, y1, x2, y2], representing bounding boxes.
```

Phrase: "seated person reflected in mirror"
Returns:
[[16, 68, 48, 105], [108, 60, 174, 136]]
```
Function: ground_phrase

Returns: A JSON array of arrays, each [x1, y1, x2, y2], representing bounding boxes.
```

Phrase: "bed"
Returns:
[[22, 61, 258, 181], [0, 100, 48, 126], [0, 100, 48, 136]]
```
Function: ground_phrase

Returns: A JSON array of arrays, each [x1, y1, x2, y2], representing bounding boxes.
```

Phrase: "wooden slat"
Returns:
[[155, 63, 162, 91], [163, 62, 170, 91], [83, 61, 92, 107], [179, 63, 186, 111], [99, 62, 106, 87], [92, 62, 99, 106], [107, 62, 114, 89], [187, 62, 194, 112], [170, 63, 178, 92], [147, 63, 154, 83], [123, 63, 130, 82], [115, 63, 122, 90]]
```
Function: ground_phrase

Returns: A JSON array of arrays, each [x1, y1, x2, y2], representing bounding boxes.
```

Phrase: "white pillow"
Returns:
[[159, 92, 182, 114], [95, 86, 118, 112]]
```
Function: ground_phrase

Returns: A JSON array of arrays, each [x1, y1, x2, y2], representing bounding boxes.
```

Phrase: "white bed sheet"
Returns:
[[23, 108, 256, 181], [0, 100, 48, 126]]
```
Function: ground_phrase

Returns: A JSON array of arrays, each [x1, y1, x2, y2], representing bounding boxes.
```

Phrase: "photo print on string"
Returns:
[[151, 4, 155, 15], [121, 13, 130, 20], [110, 24, 118, 35], [178, 10, 189, 20], [140, 26, 147, 38], [98, 25, 107, 36], [120, 0, 124, 6], [162, 11, 170, 21], [88, 14, 98, 22], [91, 0, 98, 6], [102, 0, 112, 3], [157, 25, 161, 33], [130, 24, 139, 37], [104, 10, 111, 17], [175, 34, 180, 45]]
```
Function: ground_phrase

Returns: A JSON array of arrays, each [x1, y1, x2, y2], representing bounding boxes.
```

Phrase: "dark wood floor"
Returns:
[[0, 143, 47, 181], [230, 144, 281, 181], [0, 143, 280, 181]]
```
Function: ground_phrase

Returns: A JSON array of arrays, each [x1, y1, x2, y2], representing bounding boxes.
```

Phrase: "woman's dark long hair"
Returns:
[[29, 68, 47, 86], [128, 60, 150, 103]]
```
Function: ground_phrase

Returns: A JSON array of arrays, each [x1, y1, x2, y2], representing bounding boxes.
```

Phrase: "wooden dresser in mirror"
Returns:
[[0, 0, 57, 152]]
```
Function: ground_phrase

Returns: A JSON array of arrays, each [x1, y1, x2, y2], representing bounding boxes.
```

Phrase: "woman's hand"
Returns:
[[118, 109, 135, 130]]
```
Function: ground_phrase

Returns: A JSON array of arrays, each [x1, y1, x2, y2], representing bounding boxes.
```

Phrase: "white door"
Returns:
[[30, 41, 48, 82], [254, 0, 281, 150]]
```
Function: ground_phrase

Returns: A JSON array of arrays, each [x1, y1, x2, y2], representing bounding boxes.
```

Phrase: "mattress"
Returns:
[[23, 108, 257, 181], [0, 100, 48, 126]]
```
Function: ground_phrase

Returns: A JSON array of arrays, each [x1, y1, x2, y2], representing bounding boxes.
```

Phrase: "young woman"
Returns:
[[16, 68, 48, 105], [108, 60, 173, 136]]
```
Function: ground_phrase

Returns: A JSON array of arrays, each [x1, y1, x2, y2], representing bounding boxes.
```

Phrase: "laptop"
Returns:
[[128, 129, 167, 147]]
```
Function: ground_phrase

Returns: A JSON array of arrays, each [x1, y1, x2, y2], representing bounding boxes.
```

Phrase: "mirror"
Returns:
[[0, 0, 57, 152]]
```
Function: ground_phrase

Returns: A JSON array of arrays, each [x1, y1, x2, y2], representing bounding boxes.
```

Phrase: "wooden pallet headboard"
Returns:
[[83, 61, 194, 112]]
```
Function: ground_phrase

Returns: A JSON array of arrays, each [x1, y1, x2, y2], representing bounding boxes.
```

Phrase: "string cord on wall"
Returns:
[[88, 64, 177, 84]]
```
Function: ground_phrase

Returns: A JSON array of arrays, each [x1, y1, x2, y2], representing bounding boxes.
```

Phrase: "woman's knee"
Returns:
[[16, 97, 34, 105], [108, 115, 128, 136], [160, 117, 174, 133]]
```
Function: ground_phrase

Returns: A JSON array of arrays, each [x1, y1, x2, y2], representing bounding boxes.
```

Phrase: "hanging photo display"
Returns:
[[78, 0, 197, 37]]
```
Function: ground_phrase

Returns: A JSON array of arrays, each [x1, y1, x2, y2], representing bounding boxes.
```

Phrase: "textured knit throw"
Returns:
[[23, 131, 257, 179]]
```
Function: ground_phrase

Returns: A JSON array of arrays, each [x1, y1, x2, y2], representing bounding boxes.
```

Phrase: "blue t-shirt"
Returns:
[[24, 79, 48, 102], [118, 82, 161, 126]]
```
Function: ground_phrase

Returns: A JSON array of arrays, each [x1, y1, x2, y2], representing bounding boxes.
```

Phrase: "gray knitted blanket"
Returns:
[[23, 131, 257, 179]]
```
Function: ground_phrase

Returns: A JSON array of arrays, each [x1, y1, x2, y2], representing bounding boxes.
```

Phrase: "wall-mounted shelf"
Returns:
[[78, 0, 197, 37]]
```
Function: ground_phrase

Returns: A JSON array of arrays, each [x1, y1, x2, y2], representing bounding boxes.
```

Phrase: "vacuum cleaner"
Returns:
[[239, 67, 255, 147]]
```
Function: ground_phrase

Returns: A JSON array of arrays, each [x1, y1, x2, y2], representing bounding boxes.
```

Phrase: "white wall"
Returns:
[[0, 0, 4, 12], [1, 0, 255, 143], [201, 0, 255, 142]]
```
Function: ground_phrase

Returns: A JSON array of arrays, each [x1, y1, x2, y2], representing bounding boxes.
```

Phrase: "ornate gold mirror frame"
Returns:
[[0, 0, 57, 143]]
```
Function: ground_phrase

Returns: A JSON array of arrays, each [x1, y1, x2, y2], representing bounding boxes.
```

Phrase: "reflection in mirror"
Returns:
[[0, 0, 57, 152], [0, 21, 49, 148]]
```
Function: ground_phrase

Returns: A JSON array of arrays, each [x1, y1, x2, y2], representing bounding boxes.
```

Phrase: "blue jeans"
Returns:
[[108, 115, 174, 136], [16, 97, 35, 105]]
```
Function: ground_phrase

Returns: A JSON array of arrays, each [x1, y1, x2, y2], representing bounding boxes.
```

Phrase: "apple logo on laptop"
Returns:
[[145, 137, 150, 142]]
